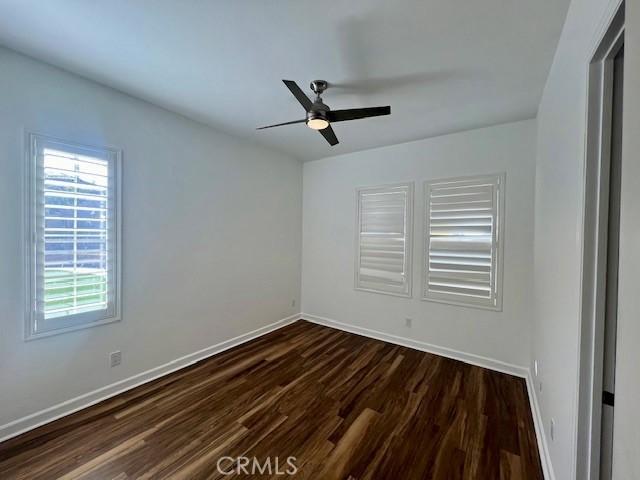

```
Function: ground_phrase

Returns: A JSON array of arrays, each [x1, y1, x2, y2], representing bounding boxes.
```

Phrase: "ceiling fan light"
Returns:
[[307, 118, 330, 130]]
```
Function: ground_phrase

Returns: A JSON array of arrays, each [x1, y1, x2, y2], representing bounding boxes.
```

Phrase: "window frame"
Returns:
[[422, 173, 505, 311], [354, 182, 414, 298], [24, 133, 123, 340]]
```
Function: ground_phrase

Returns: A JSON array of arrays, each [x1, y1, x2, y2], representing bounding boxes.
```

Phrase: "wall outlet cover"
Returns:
[[110, 351, 122, 367]]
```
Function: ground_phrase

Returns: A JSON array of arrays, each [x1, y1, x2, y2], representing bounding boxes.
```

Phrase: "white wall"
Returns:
[[0, 48, 302, 430], [530, 0, 628, 479], [301, 120, 536, 369]]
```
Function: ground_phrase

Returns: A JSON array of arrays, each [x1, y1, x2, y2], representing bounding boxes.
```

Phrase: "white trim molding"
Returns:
[[526, 372, 557, 480], [575, 3, 625, 480], [0, 314, 300, 443]]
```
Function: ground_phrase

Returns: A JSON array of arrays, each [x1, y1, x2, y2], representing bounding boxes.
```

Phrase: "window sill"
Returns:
[[24, 315, 121, 341]]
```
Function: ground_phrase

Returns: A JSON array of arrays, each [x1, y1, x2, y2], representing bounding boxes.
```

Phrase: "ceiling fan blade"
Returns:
[[319, 125, 339, 146], [256, 119, 306, 130], [327, 106, 391, 123], [283, 80, 313, 111]]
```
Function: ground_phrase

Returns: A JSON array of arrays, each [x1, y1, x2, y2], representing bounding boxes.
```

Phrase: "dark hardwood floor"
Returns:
[[0, 320, 543, 479]]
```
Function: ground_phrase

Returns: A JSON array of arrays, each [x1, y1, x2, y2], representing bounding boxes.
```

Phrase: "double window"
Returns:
[[355, 174, 504, 310], [26, 134, 122, 339]]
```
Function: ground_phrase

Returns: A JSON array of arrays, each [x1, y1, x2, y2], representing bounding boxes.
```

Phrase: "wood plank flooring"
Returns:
[[0, 321, 543, 479]]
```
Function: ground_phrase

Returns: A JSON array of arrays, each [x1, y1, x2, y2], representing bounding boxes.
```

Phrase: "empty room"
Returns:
[[0, 0, 639, 479]]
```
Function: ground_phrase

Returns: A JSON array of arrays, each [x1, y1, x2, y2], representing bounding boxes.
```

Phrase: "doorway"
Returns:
[[577, 3, 624, 480], [599, 43, 623, 480]]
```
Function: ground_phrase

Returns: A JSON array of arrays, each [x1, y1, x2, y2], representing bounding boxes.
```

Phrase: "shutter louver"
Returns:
[[355, 184, 413, 296], [424, 175, 504, 309]]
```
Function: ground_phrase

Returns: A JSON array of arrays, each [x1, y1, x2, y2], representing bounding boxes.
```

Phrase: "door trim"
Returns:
[[577, 4, 625, 479]]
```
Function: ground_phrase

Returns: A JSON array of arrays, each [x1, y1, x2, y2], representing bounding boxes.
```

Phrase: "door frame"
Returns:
[[577, 3, 625, 479]]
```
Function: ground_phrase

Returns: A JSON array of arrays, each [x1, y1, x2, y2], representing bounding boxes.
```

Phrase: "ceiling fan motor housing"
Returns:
[[307, 100, 329, 121]]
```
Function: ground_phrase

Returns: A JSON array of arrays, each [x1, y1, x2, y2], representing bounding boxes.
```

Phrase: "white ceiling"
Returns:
[[0, 0, 570, 161]]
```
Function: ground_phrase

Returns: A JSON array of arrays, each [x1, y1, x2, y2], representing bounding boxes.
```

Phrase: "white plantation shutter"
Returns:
[[355, 183, 413, 296], [26, 134, 122, 338], [423, 174, 504, 310]]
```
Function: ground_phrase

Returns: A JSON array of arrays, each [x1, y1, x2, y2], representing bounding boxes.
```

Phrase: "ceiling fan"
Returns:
[[257, 80, 391, 146]]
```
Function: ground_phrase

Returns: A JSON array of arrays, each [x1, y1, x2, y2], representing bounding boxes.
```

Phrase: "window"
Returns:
[[423, 174, 504, 310], [355, 183, 413, 297], [26, 134, 122, 339]]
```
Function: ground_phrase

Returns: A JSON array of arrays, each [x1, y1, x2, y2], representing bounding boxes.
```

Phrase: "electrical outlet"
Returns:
[[534, 360, 539, 377], [550, 418, 556, 441], [110, 351, 122, 368], [405, 317, 413, 328], [291, 299, 296, 308]]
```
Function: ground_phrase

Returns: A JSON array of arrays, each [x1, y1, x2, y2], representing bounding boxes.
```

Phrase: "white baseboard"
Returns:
[[0, 314, 300, 443], [302, 313, 528, 378], [526, 372, 556, 480], [302, 313, 555, 479]]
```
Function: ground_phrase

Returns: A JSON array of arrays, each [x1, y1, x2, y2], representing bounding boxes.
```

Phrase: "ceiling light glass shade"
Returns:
[[307, 118, 330, 130]]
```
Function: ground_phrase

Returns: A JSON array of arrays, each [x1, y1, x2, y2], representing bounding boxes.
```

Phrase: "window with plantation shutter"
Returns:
[[423, 174, 504, 310], [355, 183, 413, 297], [26, 134, 122, 339]]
